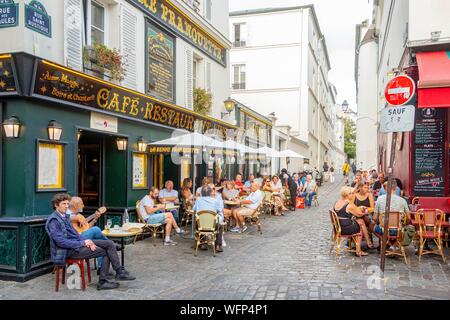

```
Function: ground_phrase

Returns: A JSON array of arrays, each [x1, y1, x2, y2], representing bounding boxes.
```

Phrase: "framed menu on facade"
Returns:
[[132, 153, 148, 189], [146, 21, 175, 102], [36, 141, 65, 191]]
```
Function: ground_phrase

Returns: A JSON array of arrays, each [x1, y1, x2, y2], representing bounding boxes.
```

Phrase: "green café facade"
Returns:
[[0, 52, 236, 281]]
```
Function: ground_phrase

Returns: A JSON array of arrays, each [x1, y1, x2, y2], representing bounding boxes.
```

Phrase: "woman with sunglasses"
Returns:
[[263, 178, 287, 215]]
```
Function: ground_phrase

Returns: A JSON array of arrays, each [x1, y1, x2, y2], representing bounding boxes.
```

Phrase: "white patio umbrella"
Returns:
[[148, 131, 217, 148], [257, 145, 283, 157], [148, 131, 217, 239], [279, 149, 305, 158], [209, 139, 259, 154]]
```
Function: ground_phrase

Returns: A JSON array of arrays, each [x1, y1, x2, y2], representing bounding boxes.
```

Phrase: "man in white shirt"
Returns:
[[158, 180, 180, 222], [231, 182, 263, 233], [140, 187, 184, 246]]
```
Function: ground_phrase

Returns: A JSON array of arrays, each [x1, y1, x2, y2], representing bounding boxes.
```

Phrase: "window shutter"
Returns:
[[185, 48, 193, 109], [120, 4, 137, 90], [64, 0, 84, 71], [205, 0, 212, 21], [206, 61, 211, 92], [241, 23, 247, 44]]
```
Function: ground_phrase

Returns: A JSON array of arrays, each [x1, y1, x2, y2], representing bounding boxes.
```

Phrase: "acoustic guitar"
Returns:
[[72, 207, 107, 234]]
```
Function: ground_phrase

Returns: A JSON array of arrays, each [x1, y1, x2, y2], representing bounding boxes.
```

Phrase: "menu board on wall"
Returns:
[[147, 21, 175, 103], [413, 108, 446, 196]]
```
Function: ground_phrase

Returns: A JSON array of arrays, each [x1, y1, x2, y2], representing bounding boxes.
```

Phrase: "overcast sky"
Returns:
[[229, 0, 374, 112]]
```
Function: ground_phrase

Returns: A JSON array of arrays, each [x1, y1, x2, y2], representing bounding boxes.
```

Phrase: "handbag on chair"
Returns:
[[296, 197, 305, 209]]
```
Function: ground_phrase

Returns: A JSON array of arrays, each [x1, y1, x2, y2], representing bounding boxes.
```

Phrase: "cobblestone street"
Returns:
[[1, 178, 450, 300]]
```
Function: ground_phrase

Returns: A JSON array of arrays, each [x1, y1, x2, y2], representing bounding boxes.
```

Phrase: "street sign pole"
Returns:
[[380, 74, 416, 273], [380, 132, 398, 273]]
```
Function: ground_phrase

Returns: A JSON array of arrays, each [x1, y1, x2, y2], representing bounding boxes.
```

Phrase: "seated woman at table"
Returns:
[[333, 186, 373, 256], [262, 177, 286, 216], [180, 178, 194, 210], [354, 182, 378, 235], [222, 181, 239, 226], [293, 174, 302, 195]]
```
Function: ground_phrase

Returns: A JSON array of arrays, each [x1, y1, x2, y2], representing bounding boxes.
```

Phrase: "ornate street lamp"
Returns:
[[137, 136, 147, 152], [116, 137, 128, 151], [2, 116, 21, 138], [47, 120, 63, 141], [221, 97, 235, 118], [342, 100, 349, 112]]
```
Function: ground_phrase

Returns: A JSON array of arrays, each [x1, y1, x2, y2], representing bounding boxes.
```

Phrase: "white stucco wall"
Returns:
[[356, 40, 378, 170], [409, 0, 450, 45]]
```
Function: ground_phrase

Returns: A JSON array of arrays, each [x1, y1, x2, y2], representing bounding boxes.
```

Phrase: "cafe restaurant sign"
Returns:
[[0, 0, 18, 28], [0, 54, 18, 95], [128, 0, 226, 67], [31, 60, 235, 138]]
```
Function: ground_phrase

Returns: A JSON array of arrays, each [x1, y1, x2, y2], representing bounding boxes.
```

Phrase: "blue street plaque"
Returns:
[[25, 0, 51, 37], [0, 0, 18, 28]]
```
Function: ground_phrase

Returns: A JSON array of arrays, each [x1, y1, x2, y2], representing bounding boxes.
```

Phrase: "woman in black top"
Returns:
[[333, 186, 373, 256], [354, 182, 378, 237]]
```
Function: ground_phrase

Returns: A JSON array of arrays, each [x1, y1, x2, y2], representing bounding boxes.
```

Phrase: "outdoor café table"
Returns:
[[102, 228, 141, 267], [224, 200, 240, 206]]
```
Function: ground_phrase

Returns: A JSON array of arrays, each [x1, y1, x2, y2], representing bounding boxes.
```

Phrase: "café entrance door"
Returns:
[[77, 130, 127, 208]]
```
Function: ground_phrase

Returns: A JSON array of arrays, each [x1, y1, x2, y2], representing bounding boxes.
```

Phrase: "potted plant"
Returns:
[[83, 43, 125, 82], [193, 87, 212, 115]]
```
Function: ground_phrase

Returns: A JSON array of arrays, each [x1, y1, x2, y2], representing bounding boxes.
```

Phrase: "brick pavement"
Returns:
[[1, 177, 450, 300]]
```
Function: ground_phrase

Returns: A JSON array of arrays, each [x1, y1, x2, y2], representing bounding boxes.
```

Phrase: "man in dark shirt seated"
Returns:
[[45, 193, 136, 290]]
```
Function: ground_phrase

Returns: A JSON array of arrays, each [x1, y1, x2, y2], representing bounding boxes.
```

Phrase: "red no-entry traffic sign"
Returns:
[[385, 75, 416, 106]]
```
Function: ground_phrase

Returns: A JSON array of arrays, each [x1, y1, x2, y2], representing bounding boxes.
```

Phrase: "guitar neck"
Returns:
[[85, 212, 99, 224]]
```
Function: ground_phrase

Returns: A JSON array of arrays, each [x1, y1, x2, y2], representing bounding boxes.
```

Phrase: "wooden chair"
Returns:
[[54, 259, 91, 292], [135, 200, 165, 245], [194, 210, 219, 256], [415, 209, 446, 263], [328, 209, 361, 257], [378, 212, 408, 265], [312, 184, 319, 207], [180, 197, 194, 228], [283, 188, 292, 209], [243, 203, 263, 234]]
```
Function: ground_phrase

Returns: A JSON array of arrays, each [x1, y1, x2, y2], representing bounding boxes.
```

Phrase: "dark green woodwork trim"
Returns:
[[0, 101, 3, 217], [0, 265, 53, 282], [0, 225, 19, 271], [35, 139, 68, 193]]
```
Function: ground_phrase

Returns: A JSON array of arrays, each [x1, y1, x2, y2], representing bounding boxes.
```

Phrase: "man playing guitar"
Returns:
[[68, 197, 118, 274]]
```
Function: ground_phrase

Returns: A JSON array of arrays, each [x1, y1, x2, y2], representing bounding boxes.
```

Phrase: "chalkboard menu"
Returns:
[[413, 108, 446, 196], [146, 21, 175, 103]]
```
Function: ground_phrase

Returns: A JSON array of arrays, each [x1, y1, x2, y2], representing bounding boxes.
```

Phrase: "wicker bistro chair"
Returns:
[[415, 209, 446, 263], [180, 197, 194, 228], [329, 209, 361, 257], [243, 203, 263, 234], [194, 210, 219, 256], [283, 188, 292, 209], [312, 184, 319, 207], [54, 259, 92, 292], [262, 191, 275, 218], [135, 200, 165, 245], [378, 211, 408, 265]]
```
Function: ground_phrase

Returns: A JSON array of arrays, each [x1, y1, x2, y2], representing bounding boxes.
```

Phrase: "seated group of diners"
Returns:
[[334, 179, 414, 257]]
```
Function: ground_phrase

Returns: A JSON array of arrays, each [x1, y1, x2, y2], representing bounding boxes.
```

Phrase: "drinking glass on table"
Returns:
[[105, 219, 112, 231]]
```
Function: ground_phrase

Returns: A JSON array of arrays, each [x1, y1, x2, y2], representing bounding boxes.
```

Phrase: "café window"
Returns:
[[232, 64, 246, 90], [88, 0, 106, 46], [233, 23, 247, 47]]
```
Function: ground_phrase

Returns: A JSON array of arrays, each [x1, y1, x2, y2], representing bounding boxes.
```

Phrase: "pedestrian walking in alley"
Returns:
[[330, 165, 335, 183]]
